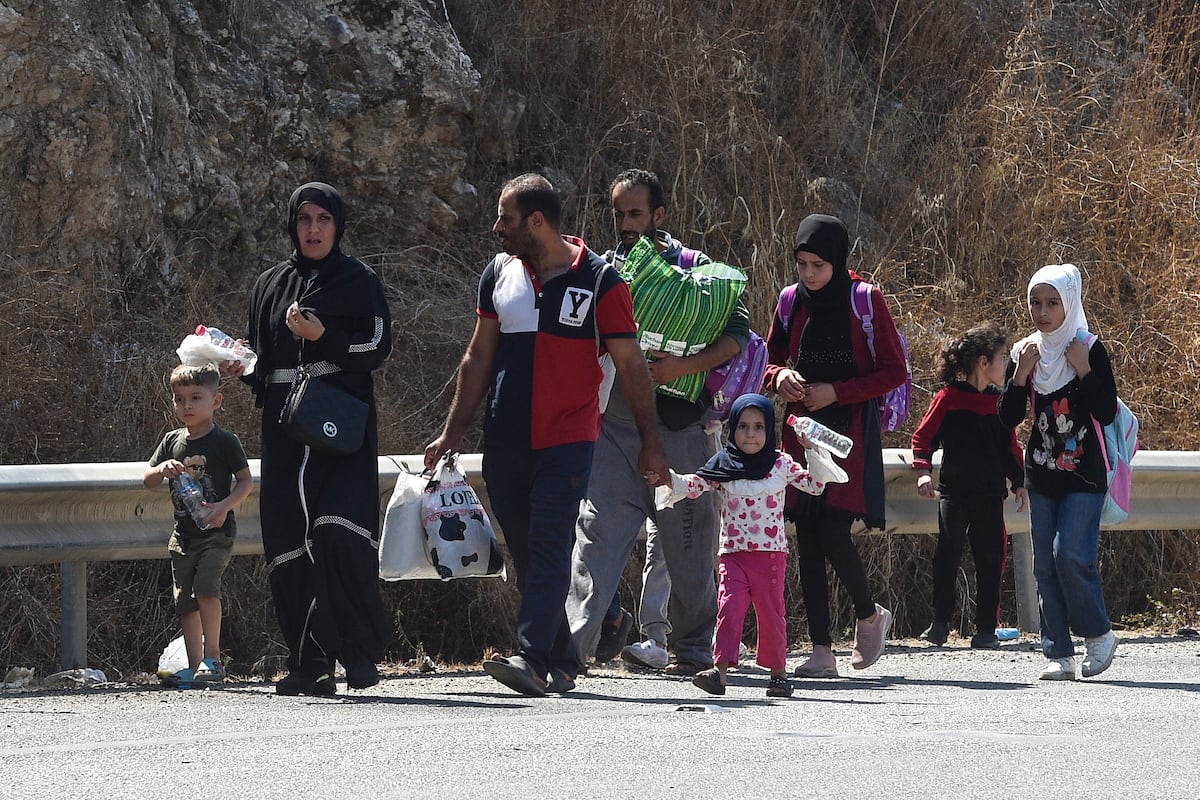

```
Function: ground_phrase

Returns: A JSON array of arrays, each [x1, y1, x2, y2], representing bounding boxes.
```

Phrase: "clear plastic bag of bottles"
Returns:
[[176, 324, 257, 372]]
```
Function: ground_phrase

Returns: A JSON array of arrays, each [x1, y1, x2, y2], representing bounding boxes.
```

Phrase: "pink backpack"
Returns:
[[778, 280, 911, 432]]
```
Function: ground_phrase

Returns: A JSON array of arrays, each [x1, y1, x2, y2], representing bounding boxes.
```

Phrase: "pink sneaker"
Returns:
[[851, 604, 893, 670], [793, 652, 839, 678]]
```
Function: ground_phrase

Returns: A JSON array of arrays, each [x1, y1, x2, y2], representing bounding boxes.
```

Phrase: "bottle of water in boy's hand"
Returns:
[[176, 472, 210, 529], [787, 414, 854, 459]]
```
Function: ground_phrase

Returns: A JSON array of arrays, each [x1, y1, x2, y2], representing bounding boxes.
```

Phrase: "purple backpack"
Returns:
[[674, 248, 769, 426], [702, 331, 769, 427], [778, 280, 911, 432]]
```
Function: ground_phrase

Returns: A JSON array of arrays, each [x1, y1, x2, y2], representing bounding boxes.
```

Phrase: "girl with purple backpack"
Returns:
[[763, 214, 908, 677]]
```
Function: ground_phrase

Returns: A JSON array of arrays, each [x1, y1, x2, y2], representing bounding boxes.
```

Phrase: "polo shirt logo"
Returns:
[[559, 288, 593, 327]]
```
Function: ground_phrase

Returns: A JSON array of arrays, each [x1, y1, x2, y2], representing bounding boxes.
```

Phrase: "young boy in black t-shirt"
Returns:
[[144, 363, 252, 688]]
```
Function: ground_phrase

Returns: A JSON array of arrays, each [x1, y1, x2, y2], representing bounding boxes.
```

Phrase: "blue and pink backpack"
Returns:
[[777, 280, 912, 432], [1075, 330, 1139, 525]]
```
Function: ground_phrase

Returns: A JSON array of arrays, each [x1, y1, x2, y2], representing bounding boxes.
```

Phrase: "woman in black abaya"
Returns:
[[233, 182, 393, 695]]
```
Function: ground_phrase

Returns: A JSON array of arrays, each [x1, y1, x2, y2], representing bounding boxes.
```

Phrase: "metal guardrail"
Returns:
[[1, 451, 1194, 668]]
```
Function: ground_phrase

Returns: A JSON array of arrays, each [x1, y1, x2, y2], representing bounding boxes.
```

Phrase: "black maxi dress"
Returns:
[[245, 244, 393, 676]]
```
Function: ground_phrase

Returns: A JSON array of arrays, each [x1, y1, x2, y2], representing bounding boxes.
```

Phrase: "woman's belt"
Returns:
[[267, 361, 342, 383]]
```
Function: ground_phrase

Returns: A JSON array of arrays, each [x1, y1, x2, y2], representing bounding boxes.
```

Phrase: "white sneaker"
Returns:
[[621, 638, 669, 670], [1082, 631, 1118, 678], [1039, 657, 1077, 681]]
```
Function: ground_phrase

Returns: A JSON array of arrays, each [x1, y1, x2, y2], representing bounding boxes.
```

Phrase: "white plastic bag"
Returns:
[[421, 454, 506, 581], [176, 324, 257, 373], [805, 444, 849, 485], [379, 469, 441, 580], [157, 634, 188, 677]]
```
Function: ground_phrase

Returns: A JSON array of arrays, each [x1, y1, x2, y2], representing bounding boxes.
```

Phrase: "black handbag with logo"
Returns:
[[279, 364, 368, 456]]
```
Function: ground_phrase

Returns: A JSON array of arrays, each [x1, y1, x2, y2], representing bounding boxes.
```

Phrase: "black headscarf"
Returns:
[[792, 213, 856, 385], [695, 394, 778, 482], [245, 182, 388, 404], [287, 182, 346, 273]]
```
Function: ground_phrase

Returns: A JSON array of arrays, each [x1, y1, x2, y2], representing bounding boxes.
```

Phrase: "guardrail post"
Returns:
[[60, 562, 88, 669], [1010, 532, 1040, 634]]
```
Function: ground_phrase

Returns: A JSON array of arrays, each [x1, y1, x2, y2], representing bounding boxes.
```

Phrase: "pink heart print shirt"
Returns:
[[675, 452, 826, 555]]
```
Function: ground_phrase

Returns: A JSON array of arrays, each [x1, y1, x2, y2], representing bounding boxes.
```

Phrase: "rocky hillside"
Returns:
[[1, 0, 489, 461]]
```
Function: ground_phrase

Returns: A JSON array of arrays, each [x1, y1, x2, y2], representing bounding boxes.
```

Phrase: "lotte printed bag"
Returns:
[[378, 455, 507, 581]]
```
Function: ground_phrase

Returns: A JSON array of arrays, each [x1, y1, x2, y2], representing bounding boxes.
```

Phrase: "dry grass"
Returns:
[[4, 0, 1200, 676]]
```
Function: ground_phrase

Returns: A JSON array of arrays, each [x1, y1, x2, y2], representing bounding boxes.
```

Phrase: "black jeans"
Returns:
[[931, 495, 1007, 632]]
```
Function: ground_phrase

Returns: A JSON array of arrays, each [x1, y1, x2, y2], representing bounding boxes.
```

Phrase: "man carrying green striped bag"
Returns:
[[567, 168, 751, 678]]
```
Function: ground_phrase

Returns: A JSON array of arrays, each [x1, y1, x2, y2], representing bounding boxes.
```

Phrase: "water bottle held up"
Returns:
[[196, 325, 235, 348], [176, 471, 210, 529], [176, 323, 257, 373], [787, 414, 853, 459]]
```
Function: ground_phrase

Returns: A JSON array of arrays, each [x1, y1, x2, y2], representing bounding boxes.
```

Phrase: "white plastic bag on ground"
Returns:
[[44, 668, 106, 686], [157, 634, 187, 677]]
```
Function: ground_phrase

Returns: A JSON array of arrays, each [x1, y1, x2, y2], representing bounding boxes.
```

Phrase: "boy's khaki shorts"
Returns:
[[169, 530, 234, 615]]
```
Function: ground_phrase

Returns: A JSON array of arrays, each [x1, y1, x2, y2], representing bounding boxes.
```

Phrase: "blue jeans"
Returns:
[[1028, 491, 1110, 659], [483, 440, 594, 681]]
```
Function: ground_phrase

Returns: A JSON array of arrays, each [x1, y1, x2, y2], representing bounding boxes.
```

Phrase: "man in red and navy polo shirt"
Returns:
[[425, 173, 668, 697]]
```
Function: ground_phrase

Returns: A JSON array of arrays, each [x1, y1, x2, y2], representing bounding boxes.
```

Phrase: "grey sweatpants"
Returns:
[[567, 388, 719, 667]]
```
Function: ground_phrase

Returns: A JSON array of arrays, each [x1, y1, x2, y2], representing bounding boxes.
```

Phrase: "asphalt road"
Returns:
[[2, 633, 1198, 799]]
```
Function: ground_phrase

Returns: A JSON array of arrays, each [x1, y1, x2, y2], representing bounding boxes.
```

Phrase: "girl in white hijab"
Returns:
[[998, 263, 1120, 682], [1009, 263, 1091, 393]]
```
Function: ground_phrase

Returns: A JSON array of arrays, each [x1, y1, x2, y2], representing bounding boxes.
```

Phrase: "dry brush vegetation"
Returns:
[[2, 0, 1199, 677]]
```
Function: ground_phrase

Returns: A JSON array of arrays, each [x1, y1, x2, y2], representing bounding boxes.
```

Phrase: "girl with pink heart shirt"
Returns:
[[656, 393, 845, 697]]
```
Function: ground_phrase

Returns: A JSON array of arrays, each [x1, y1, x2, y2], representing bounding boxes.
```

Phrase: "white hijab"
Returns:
[[1010, 263, 1090, 394]]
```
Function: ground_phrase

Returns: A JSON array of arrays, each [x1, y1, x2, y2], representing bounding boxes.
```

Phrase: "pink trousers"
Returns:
[[713, 550, 788, 671]]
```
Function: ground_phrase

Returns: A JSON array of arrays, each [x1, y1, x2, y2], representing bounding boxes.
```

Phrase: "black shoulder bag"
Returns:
[[279, 340, 369, 456]]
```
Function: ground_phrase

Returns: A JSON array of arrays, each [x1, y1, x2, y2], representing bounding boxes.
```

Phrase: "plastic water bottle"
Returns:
[[787, 414, 854, 459], [176, 472, 209, 529], [195, 324, 235, 348]]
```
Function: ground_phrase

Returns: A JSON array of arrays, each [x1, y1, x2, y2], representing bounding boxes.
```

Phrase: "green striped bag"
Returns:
[[619, 236, 748, 401]]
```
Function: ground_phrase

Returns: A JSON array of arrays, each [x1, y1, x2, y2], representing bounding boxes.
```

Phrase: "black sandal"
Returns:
[[766, 675, 794, 698], [692, 667, 726, 695]]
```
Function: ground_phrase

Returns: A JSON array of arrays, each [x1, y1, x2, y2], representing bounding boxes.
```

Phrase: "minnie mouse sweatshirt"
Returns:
[[998, 341, 1118, 498]]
